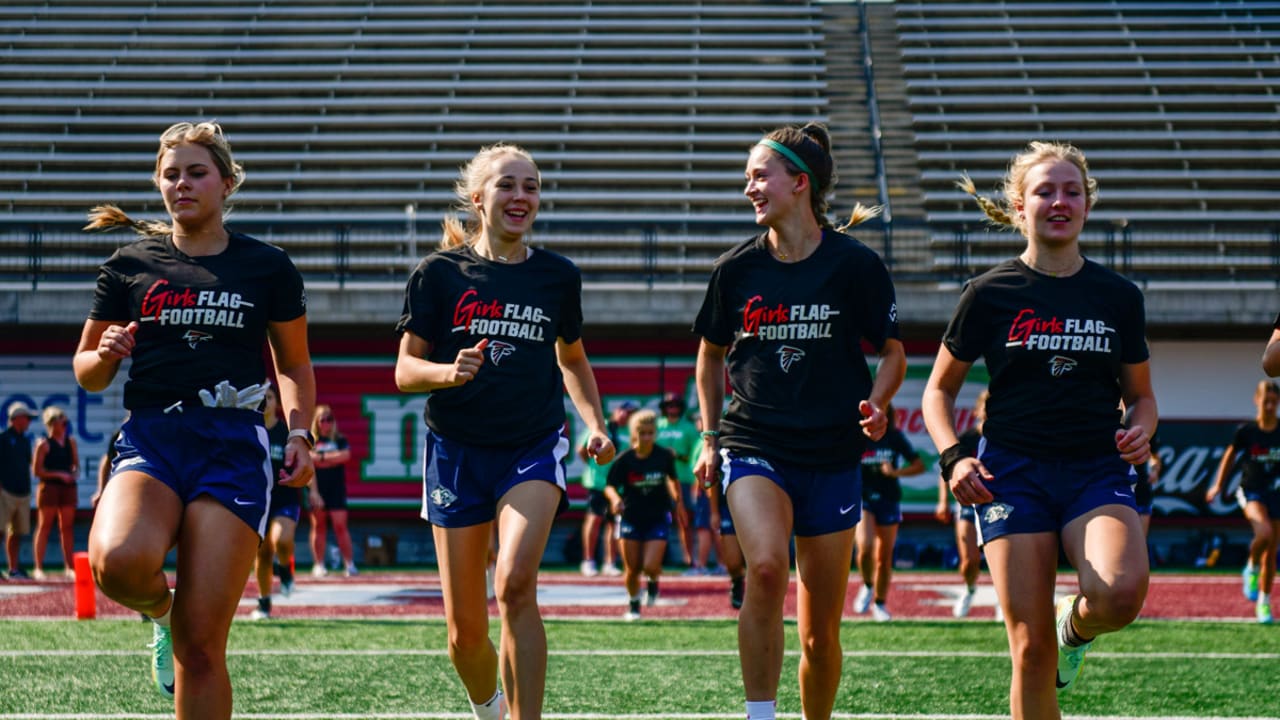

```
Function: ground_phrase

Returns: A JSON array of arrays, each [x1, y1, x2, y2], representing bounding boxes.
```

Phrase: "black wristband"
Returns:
[[938, 443, 973, 483]]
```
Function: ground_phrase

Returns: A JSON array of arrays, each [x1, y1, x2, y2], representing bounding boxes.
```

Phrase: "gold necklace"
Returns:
[[482, 244, 527, 263]]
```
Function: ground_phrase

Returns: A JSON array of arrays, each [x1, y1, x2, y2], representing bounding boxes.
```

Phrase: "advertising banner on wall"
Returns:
[[0, 352, 1258, 519]]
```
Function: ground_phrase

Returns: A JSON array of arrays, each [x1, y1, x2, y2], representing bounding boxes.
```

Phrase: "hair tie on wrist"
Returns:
[[700, 430, 720, 440]]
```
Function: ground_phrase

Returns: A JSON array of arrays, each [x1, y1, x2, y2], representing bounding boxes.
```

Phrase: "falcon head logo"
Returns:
[[182, 330, 213, 349], [429, 486, 458, 508], [488, 340, 516, 366], [777, 345, 805, 373], [983, 502, 1013, 524], [1048, 355, 1077, 377]]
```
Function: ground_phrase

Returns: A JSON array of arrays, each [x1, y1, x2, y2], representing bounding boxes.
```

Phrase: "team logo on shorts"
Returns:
[[1048, 355, 1077, 377], [736, 455, 775, 472], [429, 486, 458, 508], [983, 502, 1013, 524], [488, 340, 516, 365], [777, 345, 805, 373], [182, 330, 213, 349]]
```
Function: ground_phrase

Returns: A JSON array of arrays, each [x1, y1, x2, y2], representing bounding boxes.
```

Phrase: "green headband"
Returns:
[[756, 139, 815, 185]]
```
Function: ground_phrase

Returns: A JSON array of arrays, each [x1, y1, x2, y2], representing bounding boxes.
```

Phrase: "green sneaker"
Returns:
[[149, 622, 175, 698], [1055, 594, 1092, 692], [1258, 599, 1273, 625], [1243, 565, 1260, 602]]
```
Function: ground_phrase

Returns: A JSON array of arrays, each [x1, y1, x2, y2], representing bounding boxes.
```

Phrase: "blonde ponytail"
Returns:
[[83, 204, 172, 238], [956, 172, 1018, 229], [836, 202, 883, 232]]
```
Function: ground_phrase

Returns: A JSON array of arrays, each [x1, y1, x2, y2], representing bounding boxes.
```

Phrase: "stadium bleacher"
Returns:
[[1, 0, 1278, 310], [0, 0, 833, 289], [892, 0, 1280, 281]]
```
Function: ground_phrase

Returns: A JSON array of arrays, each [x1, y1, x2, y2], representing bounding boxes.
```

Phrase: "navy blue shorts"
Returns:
[[719, 449, 861, 537], [619, 513, 671, 542], [861, 489, 902, 526], [421, 428, 569, 528], [718, 496, 736, 536], [692, 490, 712, 530], [268, 486, 301, 523], [1237, 487, 1280, 517], [585, 488, 612, 517], [955, 503, 976, 523], [974, 439, 1137, 546], [112, 407, 272, 537]]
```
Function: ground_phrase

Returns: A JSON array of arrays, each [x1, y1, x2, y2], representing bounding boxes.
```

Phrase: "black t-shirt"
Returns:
[[89, 233, 307, 411], [1230, 423, 1280, 493], [943, 258, 1148, 459], [314, 434, 350, 494], [396, 246, 583, 448], [860, 427, 918, 499], [607, 446, 678, 526], [0, 427, 32, 496], [693, 230, 898, 469]]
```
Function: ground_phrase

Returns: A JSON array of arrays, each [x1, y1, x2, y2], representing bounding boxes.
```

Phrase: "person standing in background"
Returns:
[[852, 404, 924, 622], [1206, 380, 1280, 624], [250, 383, 298, 619], [309, 404, 355, 577], [657, 391, 700, 571], [0, 403, 34, 579], [577, 401, 633, 577], [32, 406, 79, 580]]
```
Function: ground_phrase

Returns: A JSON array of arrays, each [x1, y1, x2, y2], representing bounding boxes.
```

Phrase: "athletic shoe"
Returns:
[[311, 564, 327, 578], [730, 576, 745, 610], [249, 608, 270, 620], [646, 580, 659, 607], [1054, 594, 1092, 692], [622, 610, 641, 621], [579, 560, 599, 577], [149, 622, 175, 698], [871, 602, 892, 622], [854, 585, 872, 614], [1243, 565, 1260, 602], [953, 590, 974, 618], [7, 568, 28, 579], [280, 577, 294, 598], [995, 603, 1005, 623], [344, 562, 358, 577], [31, 568, 46, 581], [683, 566, 707, 576], [1258, 598, 1273, 624], [602, 564, 622, 577]]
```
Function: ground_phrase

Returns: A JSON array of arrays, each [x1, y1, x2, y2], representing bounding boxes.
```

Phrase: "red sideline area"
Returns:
[[0, 572, 1256, 622]]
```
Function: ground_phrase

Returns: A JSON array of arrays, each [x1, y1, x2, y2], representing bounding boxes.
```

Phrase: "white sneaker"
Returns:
[[344, 562, 358, 577], [602, 564, 622, 577], [579, 560, 599, 577], [995, 603, 1005, 623], [311, 564, 327, 578], [953, 590, 974, 618], [854, 585, 872, 614], [871, 602, 892, 622], [622, 610, 641, 621], [249, 608, 270, 621]]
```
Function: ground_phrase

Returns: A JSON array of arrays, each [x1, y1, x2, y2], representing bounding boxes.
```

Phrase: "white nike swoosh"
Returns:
[[517, 463, 538, 475], [839, 503, 858, 515], [1113, 491, 1129, 498], [233, 497, 255, 506]]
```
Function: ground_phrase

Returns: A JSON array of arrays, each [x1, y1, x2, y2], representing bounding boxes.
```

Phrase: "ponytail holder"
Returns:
[[756, 139, 815, 186]]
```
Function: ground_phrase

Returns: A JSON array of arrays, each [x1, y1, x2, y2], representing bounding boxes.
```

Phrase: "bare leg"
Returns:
[[984, 532, 1060, 720], [171, 497, 259, 720], [433, 521, 500, 705], [794, 529, 855, 720], [494, 480, 562, 720], [726, 476, 793, 703]]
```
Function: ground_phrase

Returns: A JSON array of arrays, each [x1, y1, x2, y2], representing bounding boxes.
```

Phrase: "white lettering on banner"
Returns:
[[362, 396, 426, 480]]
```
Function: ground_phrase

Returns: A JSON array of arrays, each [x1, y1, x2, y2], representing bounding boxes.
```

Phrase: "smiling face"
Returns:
[[1013, 159, 1089, 248], [743, 145, 807, 228], [155, 142, 234, 231], [472, 154, 540, 244]]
